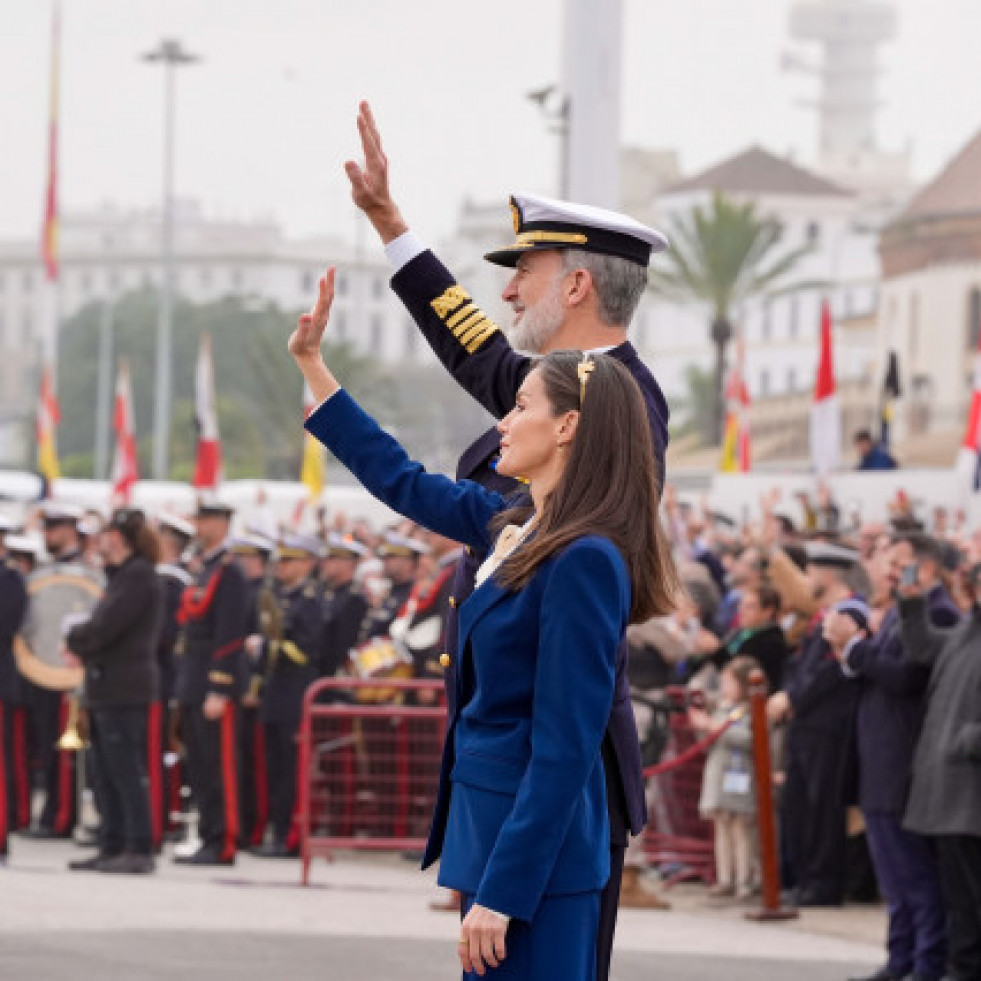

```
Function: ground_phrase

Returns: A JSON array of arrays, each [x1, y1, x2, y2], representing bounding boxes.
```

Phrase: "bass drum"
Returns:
[[346, 636, 413, 704], [14, 562, 103, 691]]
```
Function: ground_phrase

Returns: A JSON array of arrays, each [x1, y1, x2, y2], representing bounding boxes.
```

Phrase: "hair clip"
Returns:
[[577, 353, 595, 405]]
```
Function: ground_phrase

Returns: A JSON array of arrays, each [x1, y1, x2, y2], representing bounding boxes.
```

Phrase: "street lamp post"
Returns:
[[142, 38, 199, 480], [526, 84, 570, 198]]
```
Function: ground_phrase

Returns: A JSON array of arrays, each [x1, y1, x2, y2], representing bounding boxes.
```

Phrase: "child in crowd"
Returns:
[[690, 655, 761, 900]]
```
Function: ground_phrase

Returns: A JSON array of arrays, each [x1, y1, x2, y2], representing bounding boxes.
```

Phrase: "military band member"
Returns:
[[253, 534, 323, 857], [154, 513, 196, 848], [173, 499, 249, 866], [231, 534, 275, 849], [357, 532, 428, 645], [346, 101, 673, 975], [0, 516, 28, 858], [20, 502, 104, 839], [318, 533, 370, 679]]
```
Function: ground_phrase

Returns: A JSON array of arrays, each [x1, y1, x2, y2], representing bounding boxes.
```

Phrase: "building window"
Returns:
[[372, 276, 384, 300], [969, 287, 981, 353], [788, 296, 799, 339], [370, 313, 383, 351], [335, 309, 347, 340], [806, 221, 820, 244], [761, 300, 771, 341], [786, 366, 797, 393], [336, 274, 348, 296], [759, 368, 769, 397], [300, 270, 314, 293]]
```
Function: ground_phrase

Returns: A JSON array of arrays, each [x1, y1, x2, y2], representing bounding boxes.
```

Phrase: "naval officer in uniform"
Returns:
[[345, 102, 672, 975]]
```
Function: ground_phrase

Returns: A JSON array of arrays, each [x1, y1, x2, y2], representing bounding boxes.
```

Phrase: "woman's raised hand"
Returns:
[[288, 267, 336, 362]]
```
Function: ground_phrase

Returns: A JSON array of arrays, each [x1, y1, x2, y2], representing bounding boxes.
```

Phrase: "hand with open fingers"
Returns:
[[344, 101, 407, 242], [288, 268, 336, 362], [458, 903, 508, 976]]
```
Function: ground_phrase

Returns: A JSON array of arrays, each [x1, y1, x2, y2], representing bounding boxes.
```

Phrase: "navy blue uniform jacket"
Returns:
[[306, 390, 629, 922], [390, 248, 668, 837], [846, 586, 960, 814]]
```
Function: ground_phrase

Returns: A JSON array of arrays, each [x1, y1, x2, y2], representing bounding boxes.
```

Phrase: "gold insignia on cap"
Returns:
[[510, 199, 522, 235]]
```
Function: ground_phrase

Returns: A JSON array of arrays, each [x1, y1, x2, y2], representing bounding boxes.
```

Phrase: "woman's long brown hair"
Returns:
[[492, 351, 678, 624]]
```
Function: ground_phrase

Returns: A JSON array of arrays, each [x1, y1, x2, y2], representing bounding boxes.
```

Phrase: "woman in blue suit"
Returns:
[[289, 270, 677, 979]]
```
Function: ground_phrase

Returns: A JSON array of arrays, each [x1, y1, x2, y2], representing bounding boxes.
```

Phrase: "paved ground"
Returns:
[[0, 838, 885, 980]]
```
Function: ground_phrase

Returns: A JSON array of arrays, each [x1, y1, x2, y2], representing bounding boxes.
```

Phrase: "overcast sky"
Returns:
[[2, 0, 979, 248]]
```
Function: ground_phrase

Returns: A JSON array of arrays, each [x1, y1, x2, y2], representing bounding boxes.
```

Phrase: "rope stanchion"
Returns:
[[745, 668, 798, 922]]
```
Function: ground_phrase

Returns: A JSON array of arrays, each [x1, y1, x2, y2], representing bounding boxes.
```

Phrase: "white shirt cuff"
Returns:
[[840, 635, 864, 677], [384, 230, 427, 273]]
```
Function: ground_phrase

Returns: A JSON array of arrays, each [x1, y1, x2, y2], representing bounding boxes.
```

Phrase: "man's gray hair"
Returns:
[[560, 248, 648, 328]]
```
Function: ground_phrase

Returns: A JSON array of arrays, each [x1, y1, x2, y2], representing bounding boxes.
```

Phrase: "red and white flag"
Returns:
[[810, 299, 841, 476], [720, 337, 751, 473], [110, 359, 139, 503], [956, 332, 981, 492], [193, 333, 221, 490]]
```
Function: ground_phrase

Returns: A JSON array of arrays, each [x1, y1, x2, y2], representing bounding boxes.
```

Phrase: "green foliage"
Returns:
[[650, 191, 814, 319], [669, 364, 717, 446], [55, 289, 492, 482]]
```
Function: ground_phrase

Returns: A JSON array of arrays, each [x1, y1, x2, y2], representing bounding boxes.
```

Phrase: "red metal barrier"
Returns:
[[642, 687, 717, 886], [297, 678, 447, 886]]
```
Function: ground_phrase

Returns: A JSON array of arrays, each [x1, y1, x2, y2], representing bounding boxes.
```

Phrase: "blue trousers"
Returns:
[[460, 891, 599, 980], [864, 811, 946, 979]]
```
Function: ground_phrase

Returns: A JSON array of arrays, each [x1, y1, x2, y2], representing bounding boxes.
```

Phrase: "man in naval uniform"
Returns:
[[253, 534, 323, 857], [345, 103, 671, 975], [231, 533, 275, 850], [173, 499, 249, 866], [318, 533, 370, 680], [0, 515, 28, 858], [356, 532, 429, 647]]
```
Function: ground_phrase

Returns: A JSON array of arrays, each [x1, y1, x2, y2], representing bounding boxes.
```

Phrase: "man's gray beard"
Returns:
[[507, 278, 565, 354]]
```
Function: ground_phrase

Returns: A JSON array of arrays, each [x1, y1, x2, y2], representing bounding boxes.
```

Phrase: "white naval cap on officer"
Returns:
[[324, 532, 368, 560], [276, 532, 322, 560], [158, 512, 196, 540], [376, 531, 430, 559], [39, 501, 83, 524], [0, 513, 18, 535], [5, 533, 43, 558], [805, 541, 861, 569], [484, 192, 670, 268]]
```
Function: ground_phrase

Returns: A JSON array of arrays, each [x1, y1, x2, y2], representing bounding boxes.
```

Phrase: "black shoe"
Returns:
[[100, 853, 156, 875], [797, 888, 842, 907], [847, 970, 905, 981], [68, 853, 112, 872], [173, 845, 234, 866]]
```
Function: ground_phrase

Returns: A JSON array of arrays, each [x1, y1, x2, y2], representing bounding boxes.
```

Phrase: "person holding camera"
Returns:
[[825, 534, 959, 981], [65, 509, 164, 874], [893, 558, 981, 981]]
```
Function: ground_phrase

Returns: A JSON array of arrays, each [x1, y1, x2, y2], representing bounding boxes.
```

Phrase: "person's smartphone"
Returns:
[[900, 564, 919, 588]]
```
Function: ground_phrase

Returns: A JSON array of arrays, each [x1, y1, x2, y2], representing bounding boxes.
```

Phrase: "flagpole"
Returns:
[[93, 285, 114, 479], [143, 38, 199, 480]]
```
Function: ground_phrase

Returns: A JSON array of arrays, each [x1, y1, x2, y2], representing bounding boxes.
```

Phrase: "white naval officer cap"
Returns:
[[39, 501, 83, 525], [324, 532, 368, 560], [276, 532, 322, 560], [4, 534, 43, 559], [157, 512, 196, 540], [376, 531, 430, 559], [805, 541, 861, 569], [0, 513, 19, 535], [484, 192, 670, 268]]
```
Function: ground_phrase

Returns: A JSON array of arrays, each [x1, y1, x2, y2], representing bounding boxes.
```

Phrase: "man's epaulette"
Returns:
[[429, 283, 500, 354]]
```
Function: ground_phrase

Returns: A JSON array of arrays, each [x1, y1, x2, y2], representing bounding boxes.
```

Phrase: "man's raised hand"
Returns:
[[288, 268, 335, 362], [344, 101, 407, 243]]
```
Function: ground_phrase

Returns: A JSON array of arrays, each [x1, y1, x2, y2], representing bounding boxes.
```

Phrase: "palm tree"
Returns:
[[651, 191, 814, 445]]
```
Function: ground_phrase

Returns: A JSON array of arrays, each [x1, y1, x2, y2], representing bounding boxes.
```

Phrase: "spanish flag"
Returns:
[[40, 0, 61, 282], [720, 338, 751, 473], [300, 382, 325, 503], [37, 365, 61, 488]]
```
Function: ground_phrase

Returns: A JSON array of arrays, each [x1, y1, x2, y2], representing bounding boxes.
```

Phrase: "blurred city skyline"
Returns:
[[1, 0, 980, 247]]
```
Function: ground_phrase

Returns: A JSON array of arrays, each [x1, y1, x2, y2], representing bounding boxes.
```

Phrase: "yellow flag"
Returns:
[[300, 382, 324, 502]]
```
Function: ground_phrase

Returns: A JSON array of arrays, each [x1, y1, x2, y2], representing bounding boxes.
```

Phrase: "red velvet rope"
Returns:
[[642, 713, 740, 779]]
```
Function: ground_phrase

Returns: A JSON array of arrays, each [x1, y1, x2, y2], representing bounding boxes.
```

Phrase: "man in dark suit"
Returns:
[[826, 534, 959, 981], [317, 533, 370, 679], [344, 102, 671, 976]]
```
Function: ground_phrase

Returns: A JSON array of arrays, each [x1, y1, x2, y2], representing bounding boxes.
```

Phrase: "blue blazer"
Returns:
[[306, 391, 630, 922]]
